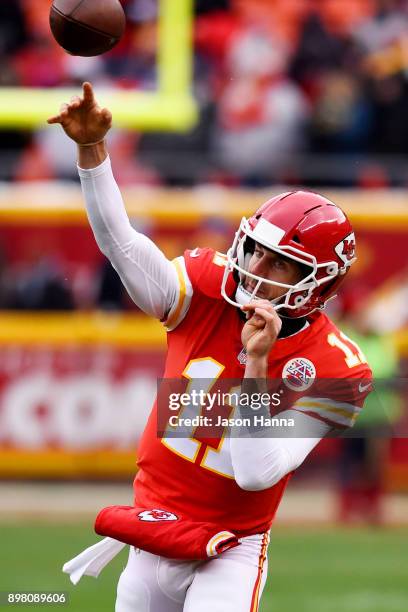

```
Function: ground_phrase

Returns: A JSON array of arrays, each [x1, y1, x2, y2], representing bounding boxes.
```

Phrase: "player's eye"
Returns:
[[273, 258, 287, 270]]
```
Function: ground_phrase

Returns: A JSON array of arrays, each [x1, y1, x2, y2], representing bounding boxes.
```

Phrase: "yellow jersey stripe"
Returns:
[[165, 258, 187, 330], [295, 400, 360, 421]]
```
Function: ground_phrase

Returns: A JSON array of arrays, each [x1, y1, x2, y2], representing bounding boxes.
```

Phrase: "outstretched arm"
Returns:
[[47, 83, 180, 320]]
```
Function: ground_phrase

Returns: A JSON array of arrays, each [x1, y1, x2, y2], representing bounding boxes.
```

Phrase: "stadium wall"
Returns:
[[0, 186, 407, 486]]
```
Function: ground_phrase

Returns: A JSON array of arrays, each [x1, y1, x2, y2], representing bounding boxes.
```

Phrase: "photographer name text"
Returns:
[[168, 415, 294, 428]]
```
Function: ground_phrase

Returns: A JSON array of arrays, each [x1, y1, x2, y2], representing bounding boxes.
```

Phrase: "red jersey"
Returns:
[[135, 248, 372, 536]]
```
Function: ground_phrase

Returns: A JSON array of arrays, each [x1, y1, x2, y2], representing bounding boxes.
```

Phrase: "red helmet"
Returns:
[[221, 190, 356, 317]]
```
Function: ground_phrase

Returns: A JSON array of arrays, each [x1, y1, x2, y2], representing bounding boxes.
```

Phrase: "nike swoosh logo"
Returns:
[[359, 382, 372, 393], [190, 248, 200, 258]]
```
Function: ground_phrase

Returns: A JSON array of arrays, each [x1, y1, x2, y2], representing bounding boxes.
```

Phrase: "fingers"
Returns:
[[51, 83, 93, 118], [47, 114, 61, 124], [241, 299, 274, 312], [242, 299, 276, 321], [47, 103, 69, 125], [254, 306, 274, 319], [254, 306, 282, 336], [69, 95, 81, 108], [253, 307, 275, 327], [247, 303, 281, 333], [82, 81, 95, 106]]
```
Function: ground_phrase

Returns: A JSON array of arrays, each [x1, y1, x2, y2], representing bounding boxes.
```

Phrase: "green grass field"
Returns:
[[0, 524, 407, 611]]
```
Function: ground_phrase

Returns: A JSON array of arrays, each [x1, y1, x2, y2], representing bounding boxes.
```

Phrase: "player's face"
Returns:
[[244, 243, 304, 301]]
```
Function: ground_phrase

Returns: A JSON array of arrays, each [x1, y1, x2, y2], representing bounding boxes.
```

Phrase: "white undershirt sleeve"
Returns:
[[77, 156, 180, 320], [230, 410, 332, 491]]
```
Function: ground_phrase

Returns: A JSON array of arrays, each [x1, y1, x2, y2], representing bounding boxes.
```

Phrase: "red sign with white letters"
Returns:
[[0, 346, 164, 477]]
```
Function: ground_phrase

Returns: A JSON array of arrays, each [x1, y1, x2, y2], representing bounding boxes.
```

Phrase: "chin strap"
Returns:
[[234, 283, 252, 306]]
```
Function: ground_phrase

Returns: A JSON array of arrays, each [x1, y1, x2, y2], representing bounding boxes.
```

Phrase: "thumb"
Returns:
[[47, 115, 61, 124]]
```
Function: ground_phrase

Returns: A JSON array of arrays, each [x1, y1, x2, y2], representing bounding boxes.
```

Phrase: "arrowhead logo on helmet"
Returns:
[[336, 233, 356, 264], [221, 191, 356, 318]]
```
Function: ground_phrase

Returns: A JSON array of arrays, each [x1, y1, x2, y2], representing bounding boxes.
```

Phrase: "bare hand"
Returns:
[[47, 82, 112, 145], [241, 300, 282, 359]]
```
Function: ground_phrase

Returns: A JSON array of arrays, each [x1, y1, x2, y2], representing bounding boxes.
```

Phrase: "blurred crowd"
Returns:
[[1, 0, 408, 314], [1, 0, 408, 186], [0, 1, 406, 514]]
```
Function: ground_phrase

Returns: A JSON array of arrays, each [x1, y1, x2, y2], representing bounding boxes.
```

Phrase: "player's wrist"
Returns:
[[77, 140, 108, 169], [77, 138, 106, 148], [244, 354, 269, 377]]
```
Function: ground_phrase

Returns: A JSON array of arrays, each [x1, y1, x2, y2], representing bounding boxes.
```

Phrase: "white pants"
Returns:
[[116, 532, 269, 612]]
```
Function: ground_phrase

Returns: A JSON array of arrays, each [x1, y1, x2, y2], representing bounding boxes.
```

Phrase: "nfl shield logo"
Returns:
[[282, 358, 316, 391]]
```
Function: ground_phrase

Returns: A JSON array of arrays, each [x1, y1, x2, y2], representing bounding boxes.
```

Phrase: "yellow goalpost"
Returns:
[[0, 0, 198, 131]]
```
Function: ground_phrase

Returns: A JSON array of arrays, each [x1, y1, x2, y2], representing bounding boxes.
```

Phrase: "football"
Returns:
[[49, 0, 126, 57]]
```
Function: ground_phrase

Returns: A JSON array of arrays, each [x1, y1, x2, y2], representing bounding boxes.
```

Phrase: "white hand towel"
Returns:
[[63, 537, 127, 585]]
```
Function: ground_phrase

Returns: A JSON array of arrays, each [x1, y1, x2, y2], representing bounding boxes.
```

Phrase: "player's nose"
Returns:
[[250, 255, 269, 278]]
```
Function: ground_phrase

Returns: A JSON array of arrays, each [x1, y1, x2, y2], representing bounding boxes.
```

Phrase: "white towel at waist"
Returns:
[[63, 537, 127, 585]]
